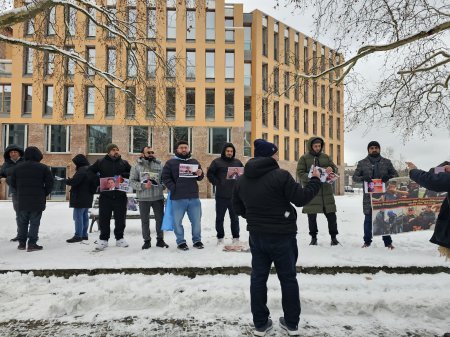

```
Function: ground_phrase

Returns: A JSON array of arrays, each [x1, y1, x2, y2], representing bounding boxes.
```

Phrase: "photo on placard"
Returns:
[[226, 167, 244, 180], [179, 164, 198, 178], [140, 172, 159, 186]]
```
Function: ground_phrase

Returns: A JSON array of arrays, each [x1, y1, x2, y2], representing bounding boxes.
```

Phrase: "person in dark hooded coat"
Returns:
[[66, 154, 96, 243], [207, 142, 244, 244], [10, 146, 53, 252], [0, 144, 25, 241]]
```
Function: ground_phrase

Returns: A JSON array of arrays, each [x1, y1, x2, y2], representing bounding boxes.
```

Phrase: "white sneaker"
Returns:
[[232, 238, 240, 244], [217, 238, 224, 245], [95, 240, 108, 251], [116, 239, 129, 248]]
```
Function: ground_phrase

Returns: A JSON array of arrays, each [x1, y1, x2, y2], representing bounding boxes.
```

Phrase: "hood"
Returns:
[[24, 146, 43, 162], [4, 144, 24, 161], [221, 142, 236, 160], [72, 154, 90, 168], [244, 157, 279, 179], [306, 137, 325, 154]]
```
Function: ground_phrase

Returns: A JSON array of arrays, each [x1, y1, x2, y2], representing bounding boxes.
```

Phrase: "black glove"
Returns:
[[381, 175, 390, 183], [362, 176, 372, 183]]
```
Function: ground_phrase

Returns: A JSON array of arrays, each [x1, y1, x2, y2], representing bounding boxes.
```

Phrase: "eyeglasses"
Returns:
[[147, 151, 154, 154]]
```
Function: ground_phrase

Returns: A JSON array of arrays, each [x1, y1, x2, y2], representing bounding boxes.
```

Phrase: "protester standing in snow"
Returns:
[[10, 146, 53, 252], [161, 141, 204, 251], [0, 144, 24, 242], [207, 142, 243, 245], [297, 137, 340, 246], [89, 144, 131, 251], [233, 139, 321, 336], [352, 141, 398, 249], [130, 146, 168, 250]]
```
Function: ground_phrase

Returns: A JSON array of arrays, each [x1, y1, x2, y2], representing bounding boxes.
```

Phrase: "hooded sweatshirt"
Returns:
[[0, 144, 25, 191]]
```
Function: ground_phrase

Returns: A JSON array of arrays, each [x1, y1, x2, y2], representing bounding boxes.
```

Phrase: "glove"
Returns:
[[362, 176, 372, 183], [381, 175, 390, 183]]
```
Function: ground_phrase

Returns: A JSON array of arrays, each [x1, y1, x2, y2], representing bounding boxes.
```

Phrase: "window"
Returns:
[[329, 116, 334, 139], [205, 88, 215, 119], [85, 86, 95, 116], [329, 88, 334, 111], [304, 139, 308, 153], [2, 124, 28, 150], [107, 48, 116, 76], [284, 27, 289, 64], [225, 51, 234, 80], [86, 7, 96, 37], [66, 6, 76, 36], [337, 145, 341, 165], [303, 37, 309, 73], [262, 16, 268, 56], [274, 23, 279, 61], [273, 67, 279, 95], [244, 96, 251, 121], [169, 127, 192, 153], [273, 101, 279, 129], [24, 47, 33, 75], [313, 111, 317, 134], [127, 49, 137, 77], [284, 72, 289, 98], [321, 84, 325, 108], [44, 85, 53, 116], [284, 137, 290, 161], [44, 52, 55, 76], [321, 113, 325, 137], [146, 86, 156, 118], [208, 128, 231, 154], [262, 63, 268, 91], [46, 125, 70, 153], [244, 131, 251, 156], [321, 46, 325, 72], [224, 7, 234, 42], [284, 104, 290, 130], [337, 90, 341, 113], [329, 143, 334, 162], [186, 88, 195, 119], [107, 7, 117, 38], [294, 33, 299, 69], [147, 8, 157, 38], [166, 49, 176, 78], [129, 126, 151, 153], [22, 85, 32, 114], [273, 135, 279, 148], [225, 89, 234, 119], [166, 87, 176, 118], [86, 47, 96, 76], [205, 50, 215, 80], [262, 98, 268, 127], [244, 26, 252, 51], [167, 9, 176, 39], [65, 86, 74, 115], [65, 47, 75, 76], [47, 7, 56, 36], [303, 109, 309, 134], [312, 42, 317, 74], [106, 87, 115, 117], [294, 138, 300, 161], [206, 11, 215, 40], [25, 18, 34, 36], [128, 7, 137, 38], [294, 75, 299, 101], [0, 84, 11, 114], [183, 50, 195, 80], [244, 63, 252, 96], [313, 81, 317, 106], [88, 125, 112, 154], [186, 10, 196, 40], [262, 132, 268, 140], [294, 107, 299, 132], [304, 79, 309, 104], [337, 118, 341, 140], [126, 87, 136, 117], [147, 49, 157, 78]]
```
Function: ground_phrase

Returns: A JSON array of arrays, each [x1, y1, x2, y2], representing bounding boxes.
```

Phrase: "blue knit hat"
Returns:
[[254, 139, 278, 157]]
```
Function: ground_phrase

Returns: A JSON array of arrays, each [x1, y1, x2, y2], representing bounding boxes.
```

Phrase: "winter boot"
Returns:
[[193, 241, 204, 249], [17, 242, 26, 250], [66, 236, 83, 243], [10, 236, 19, 242], [27, 243, 43, 252], [177, 243, 189, 251], [330, 236, 340, 246], [142, 240, 151, 249], [309, 236, 318, 246], [156, 239, 169, 248], [217, 238, 224, 245]]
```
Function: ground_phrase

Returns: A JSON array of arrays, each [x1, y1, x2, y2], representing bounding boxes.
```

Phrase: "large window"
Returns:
[[304, 108, 309, 134], [244, 63, 252, 96], [294, 107, 299, 132], [166, 9, 176, 39], [337, 90, 341, 113], [313, 111, 317, 134], [294, 33, 299, 69], [166, 87, 176, 118], [84, 87, 95, 116], [127, 49, 137, 78], [44, 85, 54, 116], [147, 49, 157, 79], [2, 124, 28, 150], [337, 117, 341, 140], [107, 7, 117, 38], [186, 88, 195, 119], [186, 50, 196, 80], [244, 26, 251, 51], [147, 8, 157, 38], [244, 96, 251, 122], [88, 125, 112, 154], [329, 116, 334, 139], [208, 128, 231, 154], [244, 131, 252, 157], [206, 11, 215, 40], [66, 6, 76, 36], [224, 6, 234, 42], [65, 46, 75, 76], [304, 79, 309, 104], [337, 145, 341, 165], [321, 84, 325, 108], [128, 7, 137, 38], [284, 27, 289, 64], [225, 51, 234, 80], [262, 63, 268, 91], [186, 9, 196, 40], [126, 87, 136, 117], [46, 125, 70, 153], [86, 7, 96, 37], [86, 47, 96, 76], [262, 98, 268, 127], [146, 86, 156, 118], [46, 7, 56, 36], [106, 87, 115, 117], [284, 137, 290, 161], [44, 52, 55, 76], [24, 47, 33, 75], [273, 67, 279, 95], [294, 138, 300, 161], [25, 18, 34, 36], [169, 127, 192, 153], [273, 101, 279, 129], [205, 50, 215, 80], [284, 71, 290, 98], [274, 23, 279, 61], [22, 85, 32, 114], [107, 48, 116, 76], [225, 89, 234, 119], [312, 81, 317, 106], [329, 88, 334, 111], [312, 42, 317, 74], [284, 104, 290, 131], [129, 126, 152, 154], [205, 88, 215, 119], [262, 16, 268, 56], [65, 86, 75, 115], [303, 37, 309, 73], [166, 49, 176, 78], [0, 84, 11, 115], [321, 113, 325, 137]]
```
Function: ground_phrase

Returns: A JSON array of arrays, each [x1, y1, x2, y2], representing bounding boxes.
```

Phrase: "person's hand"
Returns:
[[362, 176, 372, 183], [145, 181, 152, 189], [311, 167, 321, 179], [444, 165, 450, 172], [381, 175, 390, 183], [196, 169, 203, 176], [405, 162, 417, 170], [325, 167, 333, 174]]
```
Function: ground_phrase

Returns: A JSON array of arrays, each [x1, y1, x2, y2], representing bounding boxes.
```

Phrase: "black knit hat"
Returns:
[[254, 139, 278, 157], [367, 141, 380, 151], [106, 143, 119, 153]]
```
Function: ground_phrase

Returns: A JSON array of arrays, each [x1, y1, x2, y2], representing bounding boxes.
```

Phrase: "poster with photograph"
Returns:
[[179, 164, 199, 178], [226, 167, 244, 180], [307, 165, 339, 184], [99, 176, 131, 192], [140, 172, 159, 186], [364, 179, 385, 193], [371, 177, 445, 236]]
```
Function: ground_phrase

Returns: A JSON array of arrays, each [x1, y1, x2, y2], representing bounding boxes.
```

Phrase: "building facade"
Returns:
[[0, 0, 344, 199]]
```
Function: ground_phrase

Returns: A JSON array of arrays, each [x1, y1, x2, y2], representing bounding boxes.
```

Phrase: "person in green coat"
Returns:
[[297, 137, 340, 246]]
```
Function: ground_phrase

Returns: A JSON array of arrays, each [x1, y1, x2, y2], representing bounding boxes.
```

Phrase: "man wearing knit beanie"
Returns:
[[352, 141, 398, 249], [106, 143, 119, 154], [233, 138, 321, 336]]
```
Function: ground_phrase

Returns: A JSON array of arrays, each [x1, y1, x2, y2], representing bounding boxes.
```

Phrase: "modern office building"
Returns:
[[0, 0, 344, 199]]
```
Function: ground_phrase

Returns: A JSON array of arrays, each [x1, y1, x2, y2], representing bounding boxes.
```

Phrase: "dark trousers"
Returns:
[[12, 194, 19, 235], [139, 199, 164, 241], [364, 211, 392, 246], [307, 212, 338, 237], [215, 197, 240, 239], [249, 232, 300, 330], [17, 210, 43, 245], [98, 194, 127, 241]]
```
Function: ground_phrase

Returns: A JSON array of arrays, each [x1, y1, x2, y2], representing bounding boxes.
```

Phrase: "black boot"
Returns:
[[331, 236, 340, 246], [10, 236, 19, 242], [27, 243, 43, 252], [309, 236, 318, 245], [66, 236, 83, 243], [142, 240, 151, 250], [156, 239, 169, 248]]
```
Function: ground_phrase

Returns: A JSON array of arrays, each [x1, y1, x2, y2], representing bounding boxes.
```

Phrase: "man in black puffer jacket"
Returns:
[[66, 154, 96, 243], [207, 142, 243, 244], [89, 144, 131, 251], [232, 139, 321, 337], [10, 146, 53, 252]]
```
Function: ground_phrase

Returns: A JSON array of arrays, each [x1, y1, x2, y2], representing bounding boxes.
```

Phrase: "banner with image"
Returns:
[[99, 176, 132, 192], [226, 167, 244, 180], [179, 164, 198, 178]]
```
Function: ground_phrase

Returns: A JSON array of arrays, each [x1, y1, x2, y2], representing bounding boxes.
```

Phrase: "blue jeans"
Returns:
[[17, 210, 43, 245], [73, 208, 89, 237], [215, 197, 240, 239], [249, 232, 300, 330], [171, 198, 202, 246], [364, 212, 392, 246]]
